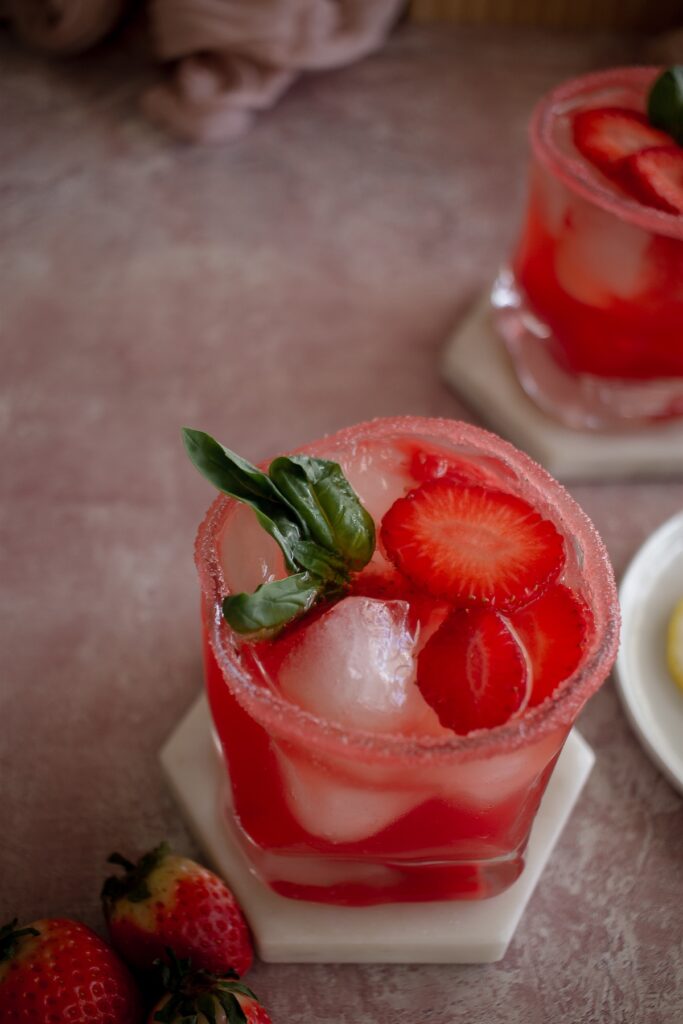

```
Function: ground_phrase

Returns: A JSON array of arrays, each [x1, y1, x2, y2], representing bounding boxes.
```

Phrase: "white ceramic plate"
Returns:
[[615, 511, 683, 795]]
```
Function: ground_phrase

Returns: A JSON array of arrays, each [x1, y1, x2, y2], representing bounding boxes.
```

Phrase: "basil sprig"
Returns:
[[648, 66, 683, 145], [183, 428, 375, 636]]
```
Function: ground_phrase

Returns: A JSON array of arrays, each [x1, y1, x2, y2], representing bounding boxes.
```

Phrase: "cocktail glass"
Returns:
[[492, 67, 683, 430], [194, 417, 619, 905]]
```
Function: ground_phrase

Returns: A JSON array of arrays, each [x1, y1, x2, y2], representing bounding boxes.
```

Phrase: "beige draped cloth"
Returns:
[[144, 0, 405, 142], [3, 0, 404, 143]]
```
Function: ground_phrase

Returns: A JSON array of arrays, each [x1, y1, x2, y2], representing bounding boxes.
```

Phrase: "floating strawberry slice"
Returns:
[[406, 443, 497, 488], [508, 584, 591, 708], [349, 563, 413, 602], [380, 480, 565, 610], [572, 107, 672, 177], [619, 146, 683, 215], [417, 607, 529, 734]]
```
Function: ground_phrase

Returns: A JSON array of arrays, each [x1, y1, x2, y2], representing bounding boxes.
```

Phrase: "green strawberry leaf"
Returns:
[[102, 843, 170, 906], [222, 572, 323, 635], [269, 455, 375, 571], [197, 995, 217, 1024], [648, 66, 683, 145], [0, 920, 40, 964], [153, 998, 179, 1023], [216, 991, 247, 1024], [219, 982, 258, 1001], [178, 997, 197, 1019]]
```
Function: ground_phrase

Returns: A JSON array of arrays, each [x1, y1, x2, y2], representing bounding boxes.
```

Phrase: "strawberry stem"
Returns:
[[152, 950, 254, 1024], [107, 852, 136, 871], [102, 842, 172, 908], [0, 919, 39, 964]]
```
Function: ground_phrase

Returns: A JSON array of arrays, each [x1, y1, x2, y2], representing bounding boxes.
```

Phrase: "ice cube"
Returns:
[[554, 196, 651, 307], [275, 749, 423, 843], [277, 597, 437, 734], [339, 440, 411, 525], [439, 729, 565, 808], [535, 164, 571, 236]]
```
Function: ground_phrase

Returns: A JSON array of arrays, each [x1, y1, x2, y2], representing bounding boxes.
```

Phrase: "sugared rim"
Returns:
[[195, 417, 620, 764], [531, 66, 683, 241]]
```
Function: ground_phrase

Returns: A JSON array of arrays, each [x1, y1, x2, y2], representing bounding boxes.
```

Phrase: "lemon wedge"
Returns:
[[667, 598, 683, 692]]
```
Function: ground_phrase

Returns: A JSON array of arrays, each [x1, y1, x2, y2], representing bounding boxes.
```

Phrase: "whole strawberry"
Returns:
[[102, 843, 253, 976], [0, 917, 143, 1024], [148, 952, 271, 1024]]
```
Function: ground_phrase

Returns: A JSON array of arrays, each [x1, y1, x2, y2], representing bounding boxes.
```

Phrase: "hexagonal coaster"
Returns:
[[441, 293, 683, 481], [160, 696, 594, 964]]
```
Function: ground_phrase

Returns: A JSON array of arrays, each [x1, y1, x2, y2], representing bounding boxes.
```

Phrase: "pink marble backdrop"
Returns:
[[1, 22, 682, 1024]]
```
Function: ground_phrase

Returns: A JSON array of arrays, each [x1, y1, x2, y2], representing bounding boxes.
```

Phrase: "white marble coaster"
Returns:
[[160, 696, 594, 964], [441, 293, 683, 481]]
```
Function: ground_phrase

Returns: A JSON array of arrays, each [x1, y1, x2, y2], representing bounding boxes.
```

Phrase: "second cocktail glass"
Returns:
[[493, 67, 683, 430]]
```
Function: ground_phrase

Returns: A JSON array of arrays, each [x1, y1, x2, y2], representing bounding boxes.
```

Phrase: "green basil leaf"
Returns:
[[290, 539, 349, 584], [183, 427, 281, 503], [184, 431, 377, 640], [269, 456, 375, 571], [222, 572, 322, 635], [648, 66, 683, 145], [249, 507, 302, 573], [268, 456, 338, 551], [182, 428, 303, 569]]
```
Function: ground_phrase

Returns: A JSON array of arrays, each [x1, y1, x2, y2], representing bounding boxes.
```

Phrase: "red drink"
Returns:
[[494, 67, 683, 429], [194, 418, 618, 905]]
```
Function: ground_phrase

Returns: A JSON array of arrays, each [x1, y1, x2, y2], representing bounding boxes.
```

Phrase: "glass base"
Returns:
[[240, 832, 525, 906], [225, 756, 529, 905], [491, 268, 683, 431]]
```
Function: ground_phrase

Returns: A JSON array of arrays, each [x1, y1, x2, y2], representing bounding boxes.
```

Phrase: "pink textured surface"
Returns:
[[1, 22, 682, 1024]]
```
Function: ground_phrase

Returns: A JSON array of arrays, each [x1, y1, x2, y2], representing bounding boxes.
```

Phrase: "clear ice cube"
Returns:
[[277, 597, 435, 734], [275, 749, 423, 843], [340, 440, 411, 526], [554, 197, 651, 307]]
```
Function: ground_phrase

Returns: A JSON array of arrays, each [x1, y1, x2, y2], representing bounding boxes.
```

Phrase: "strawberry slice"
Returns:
[[349, 563, 413, 603], [508, 584, 591, 708], [417, 607, 529, 734], [619, 146, 683, 215], [380, 480, 565, 610], [572, 107, 672, 178], [405, 443, 497, 488]]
